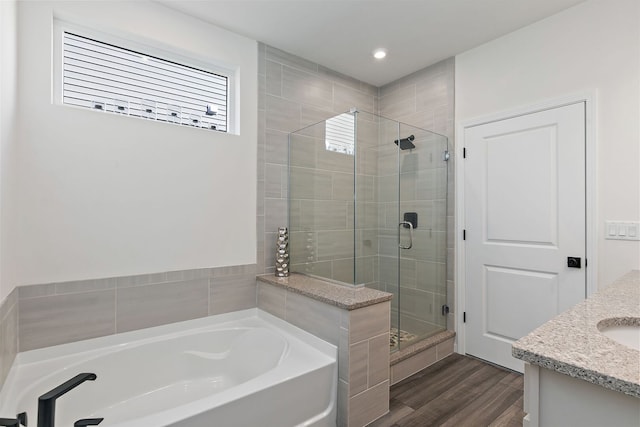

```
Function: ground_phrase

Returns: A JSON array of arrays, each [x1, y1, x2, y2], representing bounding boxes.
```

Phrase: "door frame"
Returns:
[[455, 91, 598, 355]]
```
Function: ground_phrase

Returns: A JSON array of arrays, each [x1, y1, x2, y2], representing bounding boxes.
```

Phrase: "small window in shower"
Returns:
[[325, 113, 355, 155]]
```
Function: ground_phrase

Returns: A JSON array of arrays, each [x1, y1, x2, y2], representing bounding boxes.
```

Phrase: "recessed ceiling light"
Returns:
[[373, 48, 387, 59]]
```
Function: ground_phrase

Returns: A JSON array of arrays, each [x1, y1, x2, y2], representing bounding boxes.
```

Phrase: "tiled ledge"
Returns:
[[257, 273, 392, 310]]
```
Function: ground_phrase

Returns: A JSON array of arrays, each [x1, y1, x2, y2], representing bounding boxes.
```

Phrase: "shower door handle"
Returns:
[[399, 221, 413, 249]]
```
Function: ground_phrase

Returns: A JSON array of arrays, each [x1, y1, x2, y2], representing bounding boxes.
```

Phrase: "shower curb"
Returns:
[[390, 329, 456, 365]]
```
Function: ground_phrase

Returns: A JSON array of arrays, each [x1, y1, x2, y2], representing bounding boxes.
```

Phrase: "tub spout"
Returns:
[[37, 373, 97, 427]]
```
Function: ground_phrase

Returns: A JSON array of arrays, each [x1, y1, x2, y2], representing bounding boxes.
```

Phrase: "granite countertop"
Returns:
[[513, 270, 640, 398], [257, 273, 392, 310]]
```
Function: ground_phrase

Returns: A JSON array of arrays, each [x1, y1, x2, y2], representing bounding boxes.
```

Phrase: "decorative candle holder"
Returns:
[[275, 227, 290, 277]]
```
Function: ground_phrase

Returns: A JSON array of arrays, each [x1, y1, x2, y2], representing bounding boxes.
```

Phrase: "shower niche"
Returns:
[[288, 109, 449, 352]]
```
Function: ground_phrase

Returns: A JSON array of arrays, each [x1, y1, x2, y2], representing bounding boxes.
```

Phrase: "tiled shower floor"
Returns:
[[390, 328, 418, 348]]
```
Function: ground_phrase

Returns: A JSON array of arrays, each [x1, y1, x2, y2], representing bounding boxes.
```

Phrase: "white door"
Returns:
[[464, 102, 586, 372]]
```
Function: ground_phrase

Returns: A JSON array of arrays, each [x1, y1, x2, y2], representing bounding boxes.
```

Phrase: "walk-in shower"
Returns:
[[288, 109, 449, 352]]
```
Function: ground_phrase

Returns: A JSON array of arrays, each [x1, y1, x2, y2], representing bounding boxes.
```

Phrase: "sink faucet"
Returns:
[[37, 373, 97, 427]]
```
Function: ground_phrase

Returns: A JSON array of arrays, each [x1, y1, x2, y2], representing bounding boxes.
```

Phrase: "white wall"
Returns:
[[456, 0, 640, 287], [0, 0, 18, 300], [12, 1, 257, 286]]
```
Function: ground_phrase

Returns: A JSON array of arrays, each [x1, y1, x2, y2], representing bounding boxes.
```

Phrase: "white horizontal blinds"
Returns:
[[63, 32, 228, 132], [325, 113, 355, 155]]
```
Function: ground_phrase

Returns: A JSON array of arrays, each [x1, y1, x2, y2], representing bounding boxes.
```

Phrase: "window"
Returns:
[[62, 32, 229, 132], [325, 113, 355, 155]]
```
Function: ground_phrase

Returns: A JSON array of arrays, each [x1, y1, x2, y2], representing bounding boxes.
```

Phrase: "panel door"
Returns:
[[464, 102, 586, 372]]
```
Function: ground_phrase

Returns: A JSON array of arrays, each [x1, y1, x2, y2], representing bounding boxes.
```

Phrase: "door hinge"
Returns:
[[585, 258, 588, 267], [463, 147, 467, 158], [463, 229, 466, 240], [463, 312, 466, 323], [443, 150, 450, 161], [441, 304, 450, 316]]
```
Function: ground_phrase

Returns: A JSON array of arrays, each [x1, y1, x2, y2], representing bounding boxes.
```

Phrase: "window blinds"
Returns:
[[325, 113, 355, 155], [63, 32, 228, 132]]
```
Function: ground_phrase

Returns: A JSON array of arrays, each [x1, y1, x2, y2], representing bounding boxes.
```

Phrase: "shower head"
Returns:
[[394, 134, 415, 150]]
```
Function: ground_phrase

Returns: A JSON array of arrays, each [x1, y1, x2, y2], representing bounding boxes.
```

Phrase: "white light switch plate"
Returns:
[[605, 221, 640, 240]]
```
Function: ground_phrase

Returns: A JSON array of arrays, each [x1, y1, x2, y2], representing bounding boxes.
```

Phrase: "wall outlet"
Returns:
[[605, 221, 640, 240]]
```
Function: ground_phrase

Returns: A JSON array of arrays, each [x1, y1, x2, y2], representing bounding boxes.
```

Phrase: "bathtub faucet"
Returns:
[[37, 373, 97, 427]]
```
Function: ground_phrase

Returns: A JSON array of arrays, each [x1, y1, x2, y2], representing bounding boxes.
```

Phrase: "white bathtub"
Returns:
[[0, 309, 337, 427]]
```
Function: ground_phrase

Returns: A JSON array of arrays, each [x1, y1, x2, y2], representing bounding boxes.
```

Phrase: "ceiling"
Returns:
[[159, 0, 586, 87]]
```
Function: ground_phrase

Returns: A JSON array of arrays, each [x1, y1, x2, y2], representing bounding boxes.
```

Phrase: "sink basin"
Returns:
[[598, 320, 640, 351]]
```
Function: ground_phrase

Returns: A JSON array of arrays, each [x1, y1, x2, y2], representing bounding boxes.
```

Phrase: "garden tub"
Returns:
[[0, 309, 337, 426]]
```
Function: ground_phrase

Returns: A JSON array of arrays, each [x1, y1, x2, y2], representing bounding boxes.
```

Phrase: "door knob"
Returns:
[[567, 257, 581, 268]]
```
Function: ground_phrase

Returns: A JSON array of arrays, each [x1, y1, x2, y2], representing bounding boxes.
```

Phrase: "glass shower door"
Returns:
[[396, 123, 449, 349]]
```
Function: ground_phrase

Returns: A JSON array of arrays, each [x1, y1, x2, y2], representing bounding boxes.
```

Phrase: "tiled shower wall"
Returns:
[[287, 112, 381, 286], [257, 43, 378, 275], [377, 59, 456, 333], [259, 47, 455, 330]]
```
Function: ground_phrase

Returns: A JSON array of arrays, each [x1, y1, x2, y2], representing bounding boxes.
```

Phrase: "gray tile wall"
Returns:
[[257, 281, 390, 427], [287, 112, 380, 286], [377, 58, 456, 333], [0, 287, 18, 387], [257, 43, 378, 277], [15, 264, 257, 352], [259, 46, 455, 335]]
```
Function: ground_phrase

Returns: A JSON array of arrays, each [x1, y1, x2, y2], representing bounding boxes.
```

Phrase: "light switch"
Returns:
[[606, 221, 640, 240]]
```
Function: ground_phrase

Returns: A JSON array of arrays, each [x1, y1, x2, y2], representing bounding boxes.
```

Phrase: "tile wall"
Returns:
[[377, 59, 456, 333], [257, 43, 379, 276], [287, 111, 380, 286], [257, 281, 391, 426], [259, 47, 456, 332], [1, 264, 256, 360], [0, 288, 18, 387]]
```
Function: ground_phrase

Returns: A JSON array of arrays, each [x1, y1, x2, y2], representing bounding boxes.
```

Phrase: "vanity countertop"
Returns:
[[257, 273, 392, 310], [513, 270, 640, 398]]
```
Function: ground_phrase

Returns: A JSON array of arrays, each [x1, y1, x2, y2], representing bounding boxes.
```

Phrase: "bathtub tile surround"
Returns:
[[117, 279, 208, 333], [20, 289, 116, 351], [257, 273, 392, 426], [209, 265, 259, 315], [0, 288, 18, 387], [15, 264, 257, 352]]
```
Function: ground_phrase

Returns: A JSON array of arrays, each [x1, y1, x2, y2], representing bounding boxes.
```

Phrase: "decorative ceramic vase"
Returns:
[[275, 227, 290, 277]]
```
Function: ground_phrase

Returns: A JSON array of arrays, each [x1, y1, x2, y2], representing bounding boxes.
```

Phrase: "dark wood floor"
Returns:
[[371, 353, 525, 427]]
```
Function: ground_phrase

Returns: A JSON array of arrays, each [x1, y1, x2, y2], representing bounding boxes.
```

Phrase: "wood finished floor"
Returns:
[[370, 353, 525, 427]]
